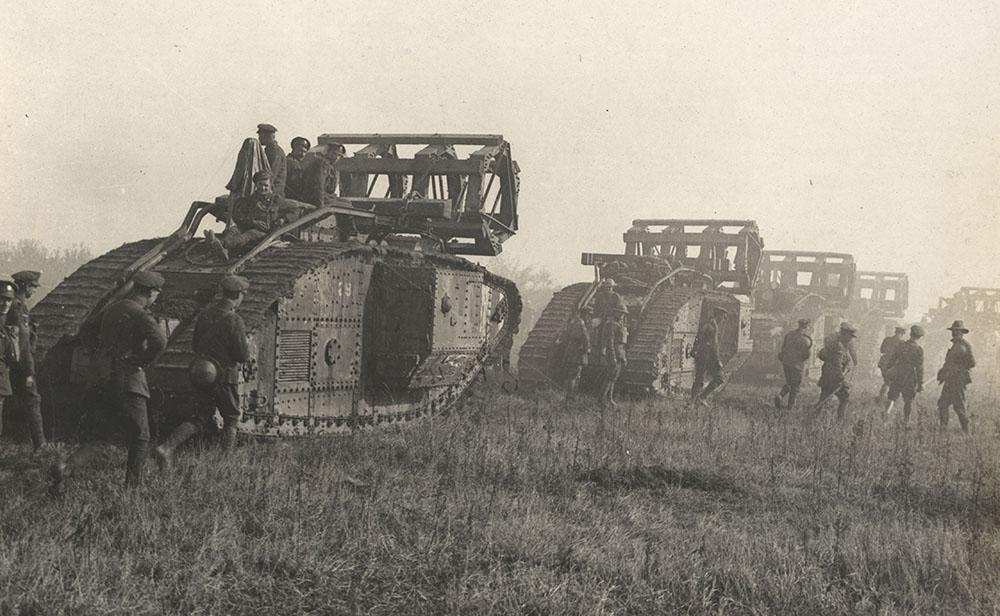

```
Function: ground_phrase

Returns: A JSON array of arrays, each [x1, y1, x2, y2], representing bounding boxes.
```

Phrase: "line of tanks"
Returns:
[[520, 220, 1000, 394], [29, 134, 1000, 441]]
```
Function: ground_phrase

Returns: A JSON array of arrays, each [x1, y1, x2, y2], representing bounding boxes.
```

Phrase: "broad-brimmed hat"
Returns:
[[910, 325, 925, 338], [946, 320, 969, 333], [839, 322, 857, 337]]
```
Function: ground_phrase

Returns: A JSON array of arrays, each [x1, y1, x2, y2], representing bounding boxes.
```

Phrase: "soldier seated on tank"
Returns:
[[205, 170, 314, 262]]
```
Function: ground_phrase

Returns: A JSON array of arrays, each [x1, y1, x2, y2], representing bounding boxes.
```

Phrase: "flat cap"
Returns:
[[220, 275, 250, 292], [256, 123, 277, 133], [252, 169, 272, 182], [797, 318, 812, 327], [910, 325, 925, 337], [12, 270, 41, 285], [132, 270, 165, 290], [0, 281, 15, 299], [291, 136, 311, 150]]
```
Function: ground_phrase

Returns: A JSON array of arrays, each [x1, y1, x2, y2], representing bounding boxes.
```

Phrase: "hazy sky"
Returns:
[[2, 1, 998, 320]]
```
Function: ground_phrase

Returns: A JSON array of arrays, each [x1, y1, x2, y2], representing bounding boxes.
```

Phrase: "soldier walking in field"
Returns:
[[0, 282, 21, 444], [559, 306, 591, 401], [773, 318, 813, 410], [3, 271, 47, 451], [691, 307, 728, 406], [935, 320, 975, 433], [876, 326, 906, 402], [882, 325, 924, 423], [816, 322, 857, 419], [597, 305, 628, 407], [54, 271, 167, 487], [155, 276, 250, 467]]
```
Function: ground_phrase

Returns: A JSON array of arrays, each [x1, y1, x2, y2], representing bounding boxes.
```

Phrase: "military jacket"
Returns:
[[878, 335, 902, 370], [597, 320, 628, 366], [693, 320, 721, 364], [0, 325, 18, 396], [818, 333, 852, 388], [99, 297, 167, 397], [264, 142, 288, 196], [592, 290, 623, 321], [285, 155, 306, 200], [560, 317, 590, 366], [778, 329, 812, 370], [5, 296, 35, 376], [192, 298, 249, 384], [939, 338, 975, 384], [885, 339, 923, 387], [300, 155, 341, 207]]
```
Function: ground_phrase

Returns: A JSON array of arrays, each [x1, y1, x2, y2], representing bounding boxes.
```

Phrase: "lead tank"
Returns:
[[519, 220, 763, 394], [35, 134, 522, 437]]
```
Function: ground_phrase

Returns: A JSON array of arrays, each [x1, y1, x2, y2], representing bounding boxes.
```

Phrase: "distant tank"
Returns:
[[848, 271, 909, 379], [732, 250, 855, 384], [519, 220, 763, 395], [921, 287, 1000, 385], [35, 134, 522, 437]]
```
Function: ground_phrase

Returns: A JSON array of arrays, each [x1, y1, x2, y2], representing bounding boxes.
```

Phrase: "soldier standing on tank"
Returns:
[[816, 322, 857, 419], [284, 136, 311, 200], [773, 318, 813, 410], [691, 307, 728, 406], [54, 271, 167, 488], [301, 143, 359, 240], [883, 325, 924, 423], [876, 326, 906, 402], [597, 305, 628, 407], [0, 283, 21, 444], [592, 278, 622, 322], [257, 123, 287, 196], [155, 276, 250, 468], [559, 306, 592, 401], [2, 271, 47, 451], [935, 320, 975, 433]]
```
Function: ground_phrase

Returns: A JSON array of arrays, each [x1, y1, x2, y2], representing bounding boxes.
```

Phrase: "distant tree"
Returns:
[[489, 257, 560, 367], [0, 240, 93, 308]]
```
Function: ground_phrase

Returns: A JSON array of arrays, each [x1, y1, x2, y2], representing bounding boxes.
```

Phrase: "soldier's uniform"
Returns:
[[936, 320, 974, 433], [884, 326, 924, 421], [817, 323, 857, 418], [300, 144, 357, 239], [774, 319, 812, 409], [559, 308, 591, 399], [691, 308, 728, 404], [58, 271, 167, 487], [0, 282, 20, 441], [221, 172, 304, 250], [592, 279, 622, 322], [156, 276, 250, 464], [284, 136, 311, 200], [257, 124, 287, 196], [2, 271, 46, 449], [597, 307, 628, 406], [876, 328, 905, 401]]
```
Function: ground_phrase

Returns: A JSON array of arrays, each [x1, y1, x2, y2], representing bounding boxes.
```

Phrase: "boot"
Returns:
[[786, 392, 797, 410], [125, 441, 150, 487], [773, 395, 784, 410], [154, 422, 199, 470], [221, 423, 238, 452], [27, 403, 46, 451], [836, 399, 849, 420], [205, 230, 230, 263]]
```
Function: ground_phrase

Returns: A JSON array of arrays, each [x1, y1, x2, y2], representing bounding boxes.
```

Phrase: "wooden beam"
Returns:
[[319, 133, 504, 146], [335, 158, 484, 175]]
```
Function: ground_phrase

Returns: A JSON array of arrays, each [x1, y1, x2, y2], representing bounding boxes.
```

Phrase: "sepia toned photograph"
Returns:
[[1, 1, 998, 613]]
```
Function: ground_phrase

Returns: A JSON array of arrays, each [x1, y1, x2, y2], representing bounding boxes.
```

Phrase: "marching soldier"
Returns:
[[592, 278, 622, 322], [257, 123, 287, 196], [559, 306, 591, 401], [816, 322, 857, 419], [597, 305, 628, 406], [774, 318, 813, 410], [3, 271, 46, 450], [155, 275, 250, 467], [882, 325, 924, 423], [691, 307, 728, 405], [876, 326, 906, 402], [55, 271, 167, 487], [936, 320, 974, 433], [0, 282, 20, 442]]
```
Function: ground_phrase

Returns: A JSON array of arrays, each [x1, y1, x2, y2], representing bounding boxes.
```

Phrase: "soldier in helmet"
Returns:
[[773, 318, 813, 410], [597, 304, 628, 406], [935, 320, 975, 433], [559, 306, 592, 401], [876, 326, 907, 402], [2, 271, 46, 450], [882, 325, 925, 423], [0, 282, 20, 443], [592, 278, 622, 322], [691, 306, 728, 405], [55, 271, 167, 487], [156, 275, 250, 467], [816, 322, 857, 419]]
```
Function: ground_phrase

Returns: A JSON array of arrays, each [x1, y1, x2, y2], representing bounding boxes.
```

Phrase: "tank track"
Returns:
[[516, 282, 591, 390], [621, 288, 702, 394]]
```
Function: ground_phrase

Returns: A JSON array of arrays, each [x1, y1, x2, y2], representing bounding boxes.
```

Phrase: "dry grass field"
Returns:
[[1, 382, 999, 615]]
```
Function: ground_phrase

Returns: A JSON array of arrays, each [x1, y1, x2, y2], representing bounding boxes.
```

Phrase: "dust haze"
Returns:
[[2, 1, 997, 320]]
